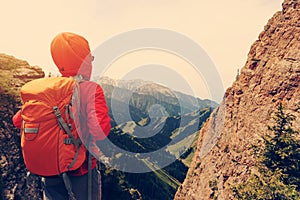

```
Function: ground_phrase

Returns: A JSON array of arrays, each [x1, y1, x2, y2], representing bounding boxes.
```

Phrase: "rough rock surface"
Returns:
[[175, 0, 300, 199], [0, 53, 44, 199]]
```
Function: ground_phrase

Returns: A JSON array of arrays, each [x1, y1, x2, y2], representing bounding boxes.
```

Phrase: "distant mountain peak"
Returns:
[[98, 76, 174, 96]]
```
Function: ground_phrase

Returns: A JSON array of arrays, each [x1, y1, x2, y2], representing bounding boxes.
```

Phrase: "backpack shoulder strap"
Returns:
[[72, 74, 85, 83]]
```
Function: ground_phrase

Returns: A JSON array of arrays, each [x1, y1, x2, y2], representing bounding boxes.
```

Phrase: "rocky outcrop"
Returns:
[[0, 53, 44, 199], [0, 53, 44, 96], [175, 0, 300, 199]]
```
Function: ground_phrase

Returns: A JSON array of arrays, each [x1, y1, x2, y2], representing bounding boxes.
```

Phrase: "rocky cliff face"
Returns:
[[175, 0, 300, 199], [0, 53, 44, 199]]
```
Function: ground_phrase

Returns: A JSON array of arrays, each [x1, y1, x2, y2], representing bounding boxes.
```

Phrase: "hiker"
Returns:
[[12, 32, 111, 200]]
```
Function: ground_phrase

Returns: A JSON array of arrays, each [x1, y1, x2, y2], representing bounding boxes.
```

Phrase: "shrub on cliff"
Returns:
[[232, 103, 300, 199]]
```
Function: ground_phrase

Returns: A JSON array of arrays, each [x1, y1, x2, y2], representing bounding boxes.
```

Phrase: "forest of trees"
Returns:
[[232, 104, 300, 199]]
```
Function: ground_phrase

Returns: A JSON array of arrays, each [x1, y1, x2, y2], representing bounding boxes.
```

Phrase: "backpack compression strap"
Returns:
[[53, 106, 81, 169], [62, 172, 77, 200]]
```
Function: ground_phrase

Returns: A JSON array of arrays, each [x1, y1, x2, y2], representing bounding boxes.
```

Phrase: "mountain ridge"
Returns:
[[98, 76, 217, 120], [98, 76, 218, 106]]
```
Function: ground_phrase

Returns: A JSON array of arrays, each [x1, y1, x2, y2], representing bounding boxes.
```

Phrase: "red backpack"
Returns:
[[20, 76, 86, 176]]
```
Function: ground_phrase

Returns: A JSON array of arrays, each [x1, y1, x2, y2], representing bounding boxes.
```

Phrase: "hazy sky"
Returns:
[[0, 0, 283, 100]]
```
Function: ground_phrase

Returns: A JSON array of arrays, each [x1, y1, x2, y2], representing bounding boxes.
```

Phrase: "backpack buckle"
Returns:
[[64, 138, 73, 145], [53, 106, 62, 118]]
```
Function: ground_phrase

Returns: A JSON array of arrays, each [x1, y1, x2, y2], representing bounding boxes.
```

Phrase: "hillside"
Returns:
[[175, 0, 300, 199], [99, 107, 212, 200], [0, 54, 44, 199], [96, 78, 215, 199]]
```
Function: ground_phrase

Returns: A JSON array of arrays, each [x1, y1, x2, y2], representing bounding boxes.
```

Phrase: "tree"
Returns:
[[232, 103, 300, 199], [235, 68, 240, 81], [263, 103, 300, 188]]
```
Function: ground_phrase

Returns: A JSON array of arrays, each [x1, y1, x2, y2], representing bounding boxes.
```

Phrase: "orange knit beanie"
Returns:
[[50, 32, 92, 79]]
